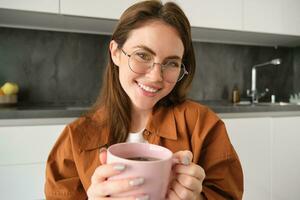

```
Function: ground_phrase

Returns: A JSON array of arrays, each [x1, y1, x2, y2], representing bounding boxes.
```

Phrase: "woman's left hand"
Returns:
[[166, 150, 205, 200]]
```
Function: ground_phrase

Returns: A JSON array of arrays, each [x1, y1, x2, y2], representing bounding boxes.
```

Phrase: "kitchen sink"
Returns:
[[254, 102, 300, 106], [234, 101, 300, 107]]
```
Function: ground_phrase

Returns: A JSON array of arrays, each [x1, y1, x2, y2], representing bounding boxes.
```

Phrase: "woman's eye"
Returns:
[[136, 52, 151, 61], [167, 61, 180, 68]]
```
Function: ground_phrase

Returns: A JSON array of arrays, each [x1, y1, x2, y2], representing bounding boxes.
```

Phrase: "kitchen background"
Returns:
[[1, 27, 299, 107], [1, 1, 300, 200]]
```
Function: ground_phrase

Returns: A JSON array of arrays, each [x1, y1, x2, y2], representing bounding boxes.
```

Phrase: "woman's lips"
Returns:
[[137, 82, 161, 96]]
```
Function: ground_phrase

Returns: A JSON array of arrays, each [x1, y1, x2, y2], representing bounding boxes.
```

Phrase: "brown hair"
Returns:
[[90, 0, 195, 145]]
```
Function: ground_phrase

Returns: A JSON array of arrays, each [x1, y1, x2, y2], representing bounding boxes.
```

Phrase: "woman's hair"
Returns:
[[90, 0, 195, 145]]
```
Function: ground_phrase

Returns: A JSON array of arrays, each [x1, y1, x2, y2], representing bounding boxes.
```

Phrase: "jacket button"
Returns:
[[144, 130, 150, 136]]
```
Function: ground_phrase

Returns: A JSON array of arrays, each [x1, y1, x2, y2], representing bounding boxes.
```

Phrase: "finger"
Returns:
[[91, 163, 126, 183], [174, 163, 205, 181], [88, 195, 150, 200], [99, 147, 107, 165], [171, 179, 195, 200], [89, 177, 145, 197], [176, 173, 203, 193], [173, 150, 193, 165], [166, 189, 181, 200], [88, 194, 149, 200]]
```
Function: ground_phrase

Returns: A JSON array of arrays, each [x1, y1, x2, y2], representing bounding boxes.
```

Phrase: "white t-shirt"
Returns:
[[126, 129, 147, 143]]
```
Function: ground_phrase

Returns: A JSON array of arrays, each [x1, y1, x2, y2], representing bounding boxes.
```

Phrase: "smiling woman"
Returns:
[[109, 20, 185, 115], [45, 1, 243, 200]]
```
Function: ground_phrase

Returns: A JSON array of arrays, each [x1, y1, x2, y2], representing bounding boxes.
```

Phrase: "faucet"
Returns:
[[247, 58, 281, 103]]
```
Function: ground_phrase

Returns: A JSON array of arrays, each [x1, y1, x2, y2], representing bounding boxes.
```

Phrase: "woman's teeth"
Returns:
[[138, 82, 159, 93]]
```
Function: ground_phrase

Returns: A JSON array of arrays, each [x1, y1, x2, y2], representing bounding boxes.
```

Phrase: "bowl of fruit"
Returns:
[[0, 82, 19, 106]]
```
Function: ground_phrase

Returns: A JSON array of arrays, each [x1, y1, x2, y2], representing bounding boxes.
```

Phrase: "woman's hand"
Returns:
[[87, 148, 149, 200], [167, 150, 206, 200]]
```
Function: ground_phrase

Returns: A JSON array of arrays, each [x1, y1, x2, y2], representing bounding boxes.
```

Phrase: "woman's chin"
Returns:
[[132, 100, 157, 111]]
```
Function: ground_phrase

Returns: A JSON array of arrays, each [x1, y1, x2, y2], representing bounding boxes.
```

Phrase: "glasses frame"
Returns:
[[120, 48, 188, 82]]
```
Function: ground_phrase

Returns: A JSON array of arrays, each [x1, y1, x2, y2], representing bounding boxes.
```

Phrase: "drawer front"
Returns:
[[0, 125, 64, 165], [0, 163, 46, 200]]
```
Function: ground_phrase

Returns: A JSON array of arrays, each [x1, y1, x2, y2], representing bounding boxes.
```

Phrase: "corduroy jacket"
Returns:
[[45, 100, 243, 199]]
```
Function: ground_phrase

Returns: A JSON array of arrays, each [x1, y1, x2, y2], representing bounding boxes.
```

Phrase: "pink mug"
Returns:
[[107, 142, 173, 199]]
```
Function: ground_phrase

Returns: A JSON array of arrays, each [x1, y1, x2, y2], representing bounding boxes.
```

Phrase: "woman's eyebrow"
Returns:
[[133, 45, 182, 60], [165, 55, 182, 60], [134, 45, 156, 55]]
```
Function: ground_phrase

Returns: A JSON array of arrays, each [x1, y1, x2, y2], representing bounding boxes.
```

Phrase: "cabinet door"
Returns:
[[244, 0, 282, 34], [60, 0, 139, 19], [0, 125, 64, 165], [271, 116, 300, 200], [0, 124, 64, 200], [0, 163, 46, 200], [173, 0, 242, 30], [282, 0, 300, 36], [0, 0, 59, 14], [223, 117, 272, 200]]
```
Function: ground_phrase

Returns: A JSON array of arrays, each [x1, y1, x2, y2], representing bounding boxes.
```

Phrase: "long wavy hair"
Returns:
[[89, 0, 195, 145]]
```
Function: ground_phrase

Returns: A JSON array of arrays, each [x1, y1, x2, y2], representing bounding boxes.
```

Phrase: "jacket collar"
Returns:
[[80, 105, 178, 151], [146, 105, 178, 140]]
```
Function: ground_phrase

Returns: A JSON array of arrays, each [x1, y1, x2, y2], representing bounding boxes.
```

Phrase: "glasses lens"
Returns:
[[162, 60, 182, 83], [128, 50, 187, 83], [129, 50, 153, 74], [177, 63, 187, 82]]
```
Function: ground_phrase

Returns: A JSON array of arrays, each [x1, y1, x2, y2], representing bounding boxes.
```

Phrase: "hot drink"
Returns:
[[126, 156, 160, 161]]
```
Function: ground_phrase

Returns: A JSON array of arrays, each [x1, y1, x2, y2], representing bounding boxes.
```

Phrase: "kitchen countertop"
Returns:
[[0, 104, 89, 119], [202, 100, 300, 114], [1, 100, 300, 122]]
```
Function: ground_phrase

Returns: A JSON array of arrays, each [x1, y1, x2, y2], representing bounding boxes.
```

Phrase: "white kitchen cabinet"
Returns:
[[0, 125, 64, 165], [244, 0, 282, 34], [1, 0, 300, 46], [0, 123, 65, 200], [60, 0, 139, 20], [173, 0, 243, 31], [223, 117, 272, 200], [60, 0, 243, 30], [244, 0, 300, 36], [271, 116, 300, 200], [282, 0, 300, 36], [57, 0, 300, 46], [0, 0, 59, 14], [223, 115, 300, 200], [0, 163, 46, 200]]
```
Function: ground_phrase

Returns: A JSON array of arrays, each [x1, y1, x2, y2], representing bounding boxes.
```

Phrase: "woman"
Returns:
[[45, 1, 243, 199]]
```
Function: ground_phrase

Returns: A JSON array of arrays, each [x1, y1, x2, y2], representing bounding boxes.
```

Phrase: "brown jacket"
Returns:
[[45, 100, 243, 199]]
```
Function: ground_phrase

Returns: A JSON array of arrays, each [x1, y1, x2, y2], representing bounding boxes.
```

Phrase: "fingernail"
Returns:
[[113, 164, 126, 171], [136, 195, 150, 200], [182, 156, 190, 165], [129, 177, 144, 187]]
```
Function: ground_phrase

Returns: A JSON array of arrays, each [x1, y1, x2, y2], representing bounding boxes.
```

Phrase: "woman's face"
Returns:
[[110, 21, 184, 112]]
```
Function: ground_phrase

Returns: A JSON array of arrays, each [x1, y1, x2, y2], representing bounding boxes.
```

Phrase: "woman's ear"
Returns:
[[110, 40, 121, 67]]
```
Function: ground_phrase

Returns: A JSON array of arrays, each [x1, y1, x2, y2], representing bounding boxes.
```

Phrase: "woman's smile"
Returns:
[[136, 81, 161, 97]]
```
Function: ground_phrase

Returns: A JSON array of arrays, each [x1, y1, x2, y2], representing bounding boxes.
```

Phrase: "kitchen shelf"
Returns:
[[1, 8, 300, 47]]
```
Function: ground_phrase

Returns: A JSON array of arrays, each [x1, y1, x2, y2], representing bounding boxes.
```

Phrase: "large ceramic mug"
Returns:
[[107, 142, 173, 199]]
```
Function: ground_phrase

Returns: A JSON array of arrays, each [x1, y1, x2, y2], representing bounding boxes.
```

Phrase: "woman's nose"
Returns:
[[146, 63, 163, 82]]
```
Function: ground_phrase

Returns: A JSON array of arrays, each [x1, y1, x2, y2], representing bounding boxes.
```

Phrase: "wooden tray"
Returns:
[[0, 95, 17, 106]]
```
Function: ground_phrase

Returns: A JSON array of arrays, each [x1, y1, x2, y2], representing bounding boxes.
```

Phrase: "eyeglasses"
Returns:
[[120, 48, 188, 83]]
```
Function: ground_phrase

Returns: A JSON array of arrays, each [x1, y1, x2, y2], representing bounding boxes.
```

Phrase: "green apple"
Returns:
[[1, 82, 19, 95]]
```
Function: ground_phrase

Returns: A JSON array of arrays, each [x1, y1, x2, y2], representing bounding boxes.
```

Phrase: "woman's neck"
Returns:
[[130, 107, 151, 133]]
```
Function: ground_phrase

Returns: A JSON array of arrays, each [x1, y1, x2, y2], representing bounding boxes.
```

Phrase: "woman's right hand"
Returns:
[[87, 148, 149, 200]]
